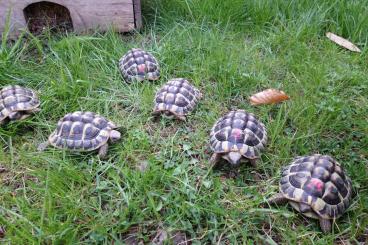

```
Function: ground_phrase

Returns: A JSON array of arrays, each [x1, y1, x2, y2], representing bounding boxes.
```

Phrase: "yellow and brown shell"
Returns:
[[153, 78, 202, 119], [119, 48, 160, 82], [280, 154, 352, 219], [209, 110, 267, 159], [0, 85, 40, 123], [48, 111, 117, 151]]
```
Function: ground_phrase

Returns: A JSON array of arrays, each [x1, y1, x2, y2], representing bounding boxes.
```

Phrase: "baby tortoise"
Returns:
[[266, 154, 353, 233], [0, 85, 40, 125], [119, 48, 160, 82], [152, 78, 202, 121], [210, 110, 267, 167], [38, 111, 121, 158]]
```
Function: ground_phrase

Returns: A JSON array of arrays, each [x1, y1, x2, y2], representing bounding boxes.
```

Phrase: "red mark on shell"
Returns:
[[308, 178, 324, 192], [232, 129, 243, 139], [138, 64, 146, 73]]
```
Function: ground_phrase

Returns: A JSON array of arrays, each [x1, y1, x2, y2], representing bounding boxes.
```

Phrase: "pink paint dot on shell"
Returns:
[[138, 64, 146, 72], [232, 129, 243, 139], [308, 178, 324, 191]]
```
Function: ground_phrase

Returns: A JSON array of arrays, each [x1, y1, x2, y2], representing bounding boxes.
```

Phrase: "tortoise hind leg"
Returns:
[[319, 218, 332, 233], [266, 193, 288, 205], [8, 112, 25, 121], [27, 108, 41, 115], [18, 113, 32, 121], [249, 158, 257, 168], [98, 144, 109, 159]]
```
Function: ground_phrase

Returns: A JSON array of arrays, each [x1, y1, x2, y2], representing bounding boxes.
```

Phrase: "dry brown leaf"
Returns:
[[250, 89, 290, 106], [326, 32, 361, 53]]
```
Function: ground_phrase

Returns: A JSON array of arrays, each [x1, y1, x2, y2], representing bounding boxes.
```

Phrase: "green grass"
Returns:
[[0, 0, 367, 243]]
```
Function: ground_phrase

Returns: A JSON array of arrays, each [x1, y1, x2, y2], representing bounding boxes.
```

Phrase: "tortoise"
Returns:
[[119, 48, 160, 82], [152, 78, 202, 121], [209, 110, 267, 167], [266, 154, 353, 233], [0, 85, 40, 125], [38, 111, 121, 158]]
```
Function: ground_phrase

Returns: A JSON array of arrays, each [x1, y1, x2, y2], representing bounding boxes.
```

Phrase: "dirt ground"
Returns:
[[24, 2, 73, 34]]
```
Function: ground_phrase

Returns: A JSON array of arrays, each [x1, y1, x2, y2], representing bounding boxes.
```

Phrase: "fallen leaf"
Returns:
[[326, 32, 361, 53], [250, 89, 290, 106]]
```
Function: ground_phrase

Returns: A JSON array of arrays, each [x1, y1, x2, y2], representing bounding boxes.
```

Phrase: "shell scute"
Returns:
[[70, 123, 84, 138], [93, 117, 108, 129], [63, 123, 75, 137]]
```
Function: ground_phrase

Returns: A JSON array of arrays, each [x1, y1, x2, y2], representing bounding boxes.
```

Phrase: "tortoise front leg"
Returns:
[[210, 153, 221, 167], [37, 141, 50, 151], [176, 115, 186, 121], [319, 218, 332, 233], [151, 111, 160, 121], [98, 144, 109, 159]]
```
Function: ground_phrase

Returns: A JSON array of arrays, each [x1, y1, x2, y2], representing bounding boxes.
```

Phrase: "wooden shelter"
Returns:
[[0, 0, 142, 36]]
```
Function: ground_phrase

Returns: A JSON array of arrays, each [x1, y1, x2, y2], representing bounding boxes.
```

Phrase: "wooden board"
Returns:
[[133, 0, 142, 29], [0, 0, 141, 37]]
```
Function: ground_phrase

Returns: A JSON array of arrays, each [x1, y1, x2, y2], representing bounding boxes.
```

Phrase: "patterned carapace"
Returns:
[[0, 85, 40, 123], [119, 48, 160, 82], [280, 154, 352, 219], [49, 111, 117, 151], [153, 78, 202, 120], [210, 110, 267, 158]]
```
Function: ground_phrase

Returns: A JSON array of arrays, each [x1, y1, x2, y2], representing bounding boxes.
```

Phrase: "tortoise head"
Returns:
[[110, 130, 121, 142], [162, 110, 175, 119], [223, 152, 243, 166]]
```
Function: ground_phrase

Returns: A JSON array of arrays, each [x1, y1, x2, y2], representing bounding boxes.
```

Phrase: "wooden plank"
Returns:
[[133, 0, 142, 29], [0, 0, 140, 36], [74, 1, 134, 31], [69, 0, 135, 32]]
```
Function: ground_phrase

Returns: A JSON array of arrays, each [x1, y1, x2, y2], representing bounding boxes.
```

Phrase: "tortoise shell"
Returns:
[[119, 48, 160, 82], [48, 111, 117, 151], [153, 78, 202, 119], [0, 85, 40, 123], [210, 110, 267, 159], [280, 154, 352, 219]]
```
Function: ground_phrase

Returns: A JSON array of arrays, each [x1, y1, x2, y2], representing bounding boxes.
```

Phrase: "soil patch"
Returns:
[[24, 1, 73, 35]]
